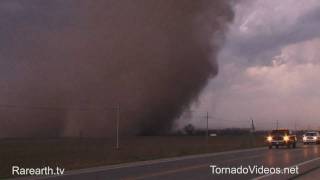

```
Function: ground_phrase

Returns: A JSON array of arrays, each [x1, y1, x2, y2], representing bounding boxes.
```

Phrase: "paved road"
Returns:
[[19, 144, 320, 180]]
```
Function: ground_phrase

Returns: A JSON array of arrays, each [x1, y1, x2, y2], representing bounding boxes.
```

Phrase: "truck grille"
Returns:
[[274, 136, 283, 140]]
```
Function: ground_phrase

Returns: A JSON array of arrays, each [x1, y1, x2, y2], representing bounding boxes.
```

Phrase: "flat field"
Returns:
[[0, 135, 265, 178]]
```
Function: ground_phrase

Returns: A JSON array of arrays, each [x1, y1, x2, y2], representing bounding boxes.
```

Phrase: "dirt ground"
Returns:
[[0, 135, 266, 178]]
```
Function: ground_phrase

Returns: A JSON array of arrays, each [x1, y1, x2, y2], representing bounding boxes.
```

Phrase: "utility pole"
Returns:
[[251, 118, 255, 133], [116, 104, 120, 150], [250, 117, 255, 146], [276, 120, 279, 130], [206, 112, 209, 146]]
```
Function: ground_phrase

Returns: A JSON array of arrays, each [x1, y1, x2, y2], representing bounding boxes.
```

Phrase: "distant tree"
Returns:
[[184, 124, 196, 135]]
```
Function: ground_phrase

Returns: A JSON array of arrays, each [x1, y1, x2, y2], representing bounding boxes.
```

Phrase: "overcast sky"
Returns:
[[185, 0, 320, 130]]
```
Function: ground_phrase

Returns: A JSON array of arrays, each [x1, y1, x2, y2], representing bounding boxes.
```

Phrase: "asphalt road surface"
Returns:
[[17, 144, 320, 180]]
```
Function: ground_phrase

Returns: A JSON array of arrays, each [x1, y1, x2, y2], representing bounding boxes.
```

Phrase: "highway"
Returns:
[[19, 144, 320, 180]]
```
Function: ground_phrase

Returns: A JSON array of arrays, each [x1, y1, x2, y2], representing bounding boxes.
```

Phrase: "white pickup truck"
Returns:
[[303, 131, 320, 144]]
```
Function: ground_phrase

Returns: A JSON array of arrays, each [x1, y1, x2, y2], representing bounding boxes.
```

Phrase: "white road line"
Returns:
[[253, 157, 320, 180]]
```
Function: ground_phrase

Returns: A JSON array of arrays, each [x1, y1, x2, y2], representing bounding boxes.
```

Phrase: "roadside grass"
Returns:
[[0, 135, 266, 178]]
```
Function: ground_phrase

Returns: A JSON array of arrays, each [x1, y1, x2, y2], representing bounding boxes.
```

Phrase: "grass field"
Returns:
[[0, 135, 266, 178]]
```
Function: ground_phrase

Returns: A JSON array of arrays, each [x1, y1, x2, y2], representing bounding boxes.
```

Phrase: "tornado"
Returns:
[[0, 0, 234, 137]]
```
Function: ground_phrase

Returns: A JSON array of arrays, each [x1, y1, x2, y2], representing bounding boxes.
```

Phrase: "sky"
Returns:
[[184, 0, 320, 130]]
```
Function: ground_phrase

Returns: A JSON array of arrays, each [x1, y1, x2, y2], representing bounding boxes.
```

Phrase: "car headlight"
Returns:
[[303, 136, 307, 141], [313, 136, 317, 140], [267, 136, 272, 142], [284, 135, 289, 141]]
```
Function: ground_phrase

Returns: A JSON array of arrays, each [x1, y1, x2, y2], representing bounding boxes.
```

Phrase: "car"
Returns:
[[266, 129, 297, 149], [302, 131, 320, 144]]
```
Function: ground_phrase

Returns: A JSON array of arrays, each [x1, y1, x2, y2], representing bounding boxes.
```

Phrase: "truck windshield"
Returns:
[[305, 132, 317, 136], [271, 130, 289, 135]]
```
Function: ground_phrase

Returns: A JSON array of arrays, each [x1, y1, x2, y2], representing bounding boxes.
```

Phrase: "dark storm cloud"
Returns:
[[0, 0, 234, 137]]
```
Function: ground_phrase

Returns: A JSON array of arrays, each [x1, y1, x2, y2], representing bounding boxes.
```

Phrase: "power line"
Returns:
[[0, 104, 116, 111]]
